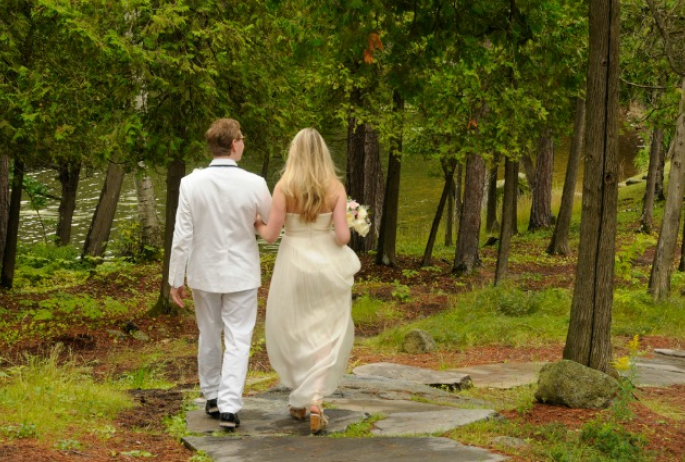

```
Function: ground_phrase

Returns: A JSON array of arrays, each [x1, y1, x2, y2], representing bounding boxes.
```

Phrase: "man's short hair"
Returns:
[[206, 118, 241, 157]]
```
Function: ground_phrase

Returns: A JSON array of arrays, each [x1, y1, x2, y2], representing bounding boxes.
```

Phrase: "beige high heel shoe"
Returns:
[[309, 403, 328, 434], [289, 406, 306, 421]]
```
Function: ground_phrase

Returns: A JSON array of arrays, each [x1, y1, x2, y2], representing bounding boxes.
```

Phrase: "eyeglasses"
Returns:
[[235, 136, 245, 142]]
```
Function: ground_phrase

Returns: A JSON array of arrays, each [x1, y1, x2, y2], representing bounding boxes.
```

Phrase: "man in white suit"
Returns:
[[168, 118, 272, 430]]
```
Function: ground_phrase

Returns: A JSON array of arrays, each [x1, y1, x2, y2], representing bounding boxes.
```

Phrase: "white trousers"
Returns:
[[192, 288, 258, 414]]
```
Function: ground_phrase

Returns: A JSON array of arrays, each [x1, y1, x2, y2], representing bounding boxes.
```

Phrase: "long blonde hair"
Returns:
[[280, 128, 339, 222]]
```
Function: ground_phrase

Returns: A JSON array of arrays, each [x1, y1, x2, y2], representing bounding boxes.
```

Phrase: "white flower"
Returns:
[[354, 220, 371, 237], [346, 198, 371, 237]]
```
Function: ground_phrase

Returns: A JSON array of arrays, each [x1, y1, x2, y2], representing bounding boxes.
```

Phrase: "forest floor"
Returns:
[[1, 250, 684, 462]]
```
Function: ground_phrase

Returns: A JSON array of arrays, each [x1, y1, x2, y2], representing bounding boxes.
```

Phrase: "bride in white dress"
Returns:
[[256, 128, 361, 434]]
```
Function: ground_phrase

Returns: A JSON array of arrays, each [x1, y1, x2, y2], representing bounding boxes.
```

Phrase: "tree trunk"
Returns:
[[422, 159, 456, 267], [548, 97, 586, 255], [376, 90, 404, 267], [1, 159, 24, 289], [346, 119, 384, 252], [452, 152, 486, 275], [260, 149, 270, 179], [563, 0, 620, 374], [529, 132, 554, 231], [134, 161, 162, 254], [649, 77, 685, 300], [655, 137, 669, 201], [640, 125, 664, 234], [151, 159, 185, 316], [495, 158, 519, 285], [0, 153, 10, 259], [486, 155, 500, 233], [444, 167, 456, 246], [81, 159, 126, 260], [56, 161, 81, 246]]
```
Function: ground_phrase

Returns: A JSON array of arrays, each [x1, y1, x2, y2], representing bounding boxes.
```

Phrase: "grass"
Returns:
[[0, 347, 133, 444], [370, 285, 573, 350]]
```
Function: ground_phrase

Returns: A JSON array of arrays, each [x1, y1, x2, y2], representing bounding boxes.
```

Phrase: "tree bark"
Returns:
[[452, 152, 486, 275], [151, 159, 185, 316], [548, 97, 586, 255], [56, 161, 81, 246], [640, 124, 664, 234], [486, 155, 500, 233], [444, 166, 457, 246], [563, 0, 620, 374], [134, 161, 162, 254], [649, 77, 685, 300], [1, 159, 24, 289], [81, 159, 126, 260], [495, 158, 519, 285], [346, 119, 384, 253], [376, 90, 404, 267], [0, 153, 10, 259], [529, 132, 554, 231], [422, 159, 456, 267]]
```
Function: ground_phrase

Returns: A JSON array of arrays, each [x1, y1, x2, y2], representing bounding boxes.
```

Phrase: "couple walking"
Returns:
[[168, 118, 361, 434]]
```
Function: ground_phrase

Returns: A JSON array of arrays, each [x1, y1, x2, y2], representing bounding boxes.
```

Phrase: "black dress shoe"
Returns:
[[220, 412, 240, 430], [205, 399, 220, 418]]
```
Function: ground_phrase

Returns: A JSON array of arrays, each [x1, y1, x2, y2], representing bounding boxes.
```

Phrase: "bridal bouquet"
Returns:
[[346, 198, 371, 237]]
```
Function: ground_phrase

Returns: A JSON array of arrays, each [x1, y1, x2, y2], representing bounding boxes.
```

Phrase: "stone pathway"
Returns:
[[182, 350, 685, 461], [629, 349, 685, 387]]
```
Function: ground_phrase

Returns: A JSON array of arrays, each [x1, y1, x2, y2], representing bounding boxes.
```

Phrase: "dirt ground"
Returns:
[[1, 253, 684, 461]]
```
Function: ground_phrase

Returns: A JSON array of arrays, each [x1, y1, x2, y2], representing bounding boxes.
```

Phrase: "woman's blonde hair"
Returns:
[[280, 128, 339, 222]]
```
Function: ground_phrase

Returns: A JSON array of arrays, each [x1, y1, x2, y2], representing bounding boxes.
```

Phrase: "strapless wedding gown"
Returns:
[[265, 213, 361, 408]]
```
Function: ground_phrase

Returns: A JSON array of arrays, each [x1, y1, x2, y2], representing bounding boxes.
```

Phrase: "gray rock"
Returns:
[[403, 329, 437, 353], [535, 360, 619, 409], [628, 354, 685, 387], [130, 330, 150, 341], [353, 363, 472, 391], [106, 329, 128, 339], [371, 409, 498, 436], [490, 436, 529, 449], [450, 363, 546, 389], [655, 349, 685, 359], [182, 436, 508, 462]]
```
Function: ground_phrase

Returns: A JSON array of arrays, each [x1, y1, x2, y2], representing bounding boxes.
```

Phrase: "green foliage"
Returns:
[[373, 286, 572, 349], [116, 363, 172, 390], [391, 280, 411, 302], [614, 234, 657, 285], [579, 420, 648, 462], [110, 219, 162, 263], [352, 294, 401, 326], [0, 347, 133, 443]]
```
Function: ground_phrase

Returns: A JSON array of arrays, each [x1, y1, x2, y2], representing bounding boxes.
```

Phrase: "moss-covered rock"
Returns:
[[535, 360, 619, 409], [403, 329, 436, 354]]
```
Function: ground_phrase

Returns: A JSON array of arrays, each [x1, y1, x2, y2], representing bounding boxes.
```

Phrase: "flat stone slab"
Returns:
[[182, 436, 508, 462], [630, 354, 685, 387], [327, 398, 454, 415], [371, 409, 499, 437], [449, 363, 547, 389], [655, 349, 685, 359], [259, 375, 489, 407], [187, 397, 364, 436], [353, 363, 472, 390]]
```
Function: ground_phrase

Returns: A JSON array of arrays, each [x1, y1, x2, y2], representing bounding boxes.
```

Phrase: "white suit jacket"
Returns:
[[168, 158, 272, 293]]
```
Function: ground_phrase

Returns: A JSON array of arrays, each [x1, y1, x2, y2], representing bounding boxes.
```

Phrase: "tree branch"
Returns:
[[645, 0, 685, 76], [619, 76, 668, 90]]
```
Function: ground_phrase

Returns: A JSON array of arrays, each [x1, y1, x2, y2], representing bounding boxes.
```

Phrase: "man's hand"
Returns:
[[170, 286, 186, 308]]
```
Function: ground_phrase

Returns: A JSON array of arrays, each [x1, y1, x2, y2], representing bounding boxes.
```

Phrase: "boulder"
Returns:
[[535, 360, 619, 409], [403, 329, 436, 354]]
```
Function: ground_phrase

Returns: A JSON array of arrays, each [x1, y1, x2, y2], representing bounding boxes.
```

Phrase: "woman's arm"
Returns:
[[331, 181, 351, 246], [256, 182, 286, 244]]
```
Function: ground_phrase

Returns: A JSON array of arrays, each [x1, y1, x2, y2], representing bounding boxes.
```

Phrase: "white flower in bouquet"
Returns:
[[346, 198, 371, 237]]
